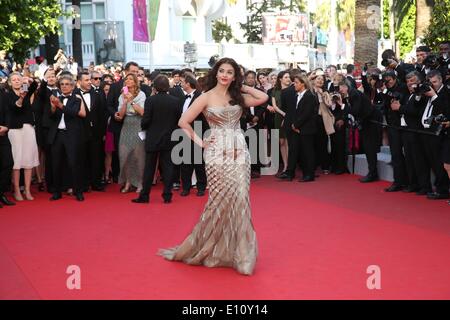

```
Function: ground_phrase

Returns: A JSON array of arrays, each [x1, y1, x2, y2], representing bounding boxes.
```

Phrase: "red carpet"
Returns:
[[1, 174, 449, 300]]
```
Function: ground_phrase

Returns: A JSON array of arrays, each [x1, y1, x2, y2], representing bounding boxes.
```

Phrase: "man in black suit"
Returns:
[[339, 80, 382, 183], [415, 46, 432, 80], [179, 72, 208, 197], [346, 64, 357, 89], [419, 70, 450, 200], [138, 67, 152, 98], [37, 68, 60, 192], [391, 71, 429, 194], [48, 75, 87, 201], [382, 71, 410, 192], [106, 61, 140, 181], [168, 69, 185, 100], [279, 74, 318, 182], [243, 70, 267, 178], [75, 71, 106, 191], [0, 89, 15, 207], [132, 75, 182, 204]]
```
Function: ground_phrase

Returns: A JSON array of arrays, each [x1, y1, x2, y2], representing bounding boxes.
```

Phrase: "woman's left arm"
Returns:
[[131, 92, 145, 116], [242, 85, 269, 107]]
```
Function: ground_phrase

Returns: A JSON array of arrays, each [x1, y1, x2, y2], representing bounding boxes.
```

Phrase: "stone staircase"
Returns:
[[347, 146, 394, 182]]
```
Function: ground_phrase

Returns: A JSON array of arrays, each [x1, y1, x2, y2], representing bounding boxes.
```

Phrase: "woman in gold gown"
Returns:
[[158, 58, 268, 275]]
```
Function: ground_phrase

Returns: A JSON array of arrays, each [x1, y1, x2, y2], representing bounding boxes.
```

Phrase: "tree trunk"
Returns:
[[354, 0, 379, 65], [72, 0, 83, 68], [415, 0, 432, 41], [44, 33, 60, 65]]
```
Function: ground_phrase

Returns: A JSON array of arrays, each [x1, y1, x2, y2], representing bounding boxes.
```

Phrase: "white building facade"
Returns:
[[53, 0, 346, 71]]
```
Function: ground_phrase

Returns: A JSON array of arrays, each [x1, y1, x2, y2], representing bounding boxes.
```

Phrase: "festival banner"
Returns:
[[262, 14, 309, 44], [133, 0, 149, 42], [148, 0, 161, 42]]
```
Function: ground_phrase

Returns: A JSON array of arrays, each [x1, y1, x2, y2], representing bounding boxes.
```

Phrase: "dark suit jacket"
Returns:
[[424, 86, 450, 133], [47, 95, 84, 145], [169, 85, 185, 100], [75, 88, 106, 140], [291, 90, 319, 135], [37, 80, 60, 129], [281, 84, 297, 130], [182, 90, 209, 135], [345, 88, 376, 124], [140, 83, 152, 98], [106, 79, 124, 134], [141, 92, 182, 152], [346, 75, 357, 89], [399, 93, 428, 130]]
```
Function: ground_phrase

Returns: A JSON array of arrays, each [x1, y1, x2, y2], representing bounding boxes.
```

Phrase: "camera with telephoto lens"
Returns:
[[423, 53, 440, 70], [424, 114, 448, 136], [413, 82, 432, 95], [331, 93, 341, 103], [387, 90, 403, 101]]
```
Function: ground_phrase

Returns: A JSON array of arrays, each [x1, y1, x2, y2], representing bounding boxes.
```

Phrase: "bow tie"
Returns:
[[185, 94, 192, 99], [59, 95, 71, 102], [81, 89, 90, 95]]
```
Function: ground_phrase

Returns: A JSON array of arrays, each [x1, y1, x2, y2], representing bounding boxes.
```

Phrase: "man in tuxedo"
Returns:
[[324, 65, 339, 92], [91, 71, 103, 94], [168, 69, 185, 100], [138, 67, 152, 98], [382, 71, 410, 192], [346, 64, 357, 89], [279, 74, 318, 182], [179, 72, 208, 197], [37, 68, 60, 192], [48, 75, 87, 201], [339, 80, 382, 183], [391, 71, 429, 194], [75, 71, 106, 192], [132, 75, 182, 204], [415, 46, 432, 79], [419, 70, 450, 200], [0, 89, 15, 207], [242, 70, 267, 178], [106, 61, 140, 181]]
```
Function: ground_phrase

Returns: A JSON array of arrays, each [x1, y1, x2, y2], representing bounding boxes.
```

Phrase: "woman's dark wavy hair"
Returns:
[[205, 57, 245, 107], [275, 70, 290, 91]]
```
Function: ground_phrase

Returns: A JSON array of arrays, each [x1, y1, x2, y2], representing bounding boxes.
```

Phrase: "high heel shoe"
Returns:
[[24, 192, 34, 201], [120, 186, 131, 193], [14, 193, 24, 201]]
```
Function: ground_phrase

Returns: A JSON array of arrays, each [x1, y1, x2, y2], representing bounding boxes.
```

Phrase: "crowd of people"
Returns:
[[0, 40, 449, 209]]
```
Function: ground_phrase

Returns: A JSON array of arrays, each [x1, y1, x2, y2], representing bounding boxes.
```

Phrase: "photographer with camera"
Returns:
[[415, 46, 440, 80], [380, 49, 414, 84], [391, 71, 428, 194], [438, 41, 450, 90], [339, 79, 382, 183], [418, 70, 450, 200], [382, 71, 410, 192]]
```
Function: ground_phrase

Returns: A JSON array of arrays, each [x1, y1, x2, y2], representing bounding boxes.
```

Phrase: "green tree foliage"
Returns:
[[212, 20, 234, 42], [315, 0, 331, 31], [0, 0, 65, 62], [336, 0, 355, 32], [240, 0, 306, 43], [423, 0, 450, 51]]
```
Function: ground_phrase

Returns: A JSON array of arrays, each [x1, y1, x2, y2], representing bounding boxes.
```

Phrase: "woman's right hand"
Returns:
[[114, 112, 123, 121]]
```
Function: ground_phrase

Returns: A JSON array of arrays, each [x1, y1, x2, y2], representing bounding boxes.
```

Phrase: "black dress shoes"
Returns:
[[402, 185, 420, 193], [359, 174, 379, 183], [277, 172, 293, 181], [427, 192, 450, 200], [50, 193, 62, 201], [0, 194, 15, 206], [299, 176, 315, 182], [180, 190, 190, 197], [416, 189, 431, 196], [75, 193, 85, 202], [196, 190, 205, 197], [163, 198, 172, 204], [384, 184, 404, 192], [132, 196, 149, 203]]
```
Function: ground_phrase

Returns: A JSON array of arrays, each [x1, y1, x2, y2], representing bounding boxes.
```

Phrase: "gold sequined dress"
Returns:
[[158, 105, 258, 275]]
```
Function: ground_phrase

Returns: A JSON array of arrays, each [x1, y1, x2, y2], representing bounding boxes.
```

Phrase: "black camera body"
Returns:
[[424, 114, 448, 136], [423, 54, 440, 69], [387, 90, 403, 101], [413, 82, 432, 95]]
